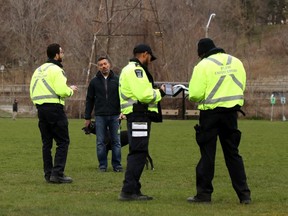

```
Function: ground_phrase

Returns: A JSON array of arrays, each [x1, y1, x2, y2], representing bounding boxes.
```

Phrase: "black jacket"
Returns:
[[84, 70, 120, 119]]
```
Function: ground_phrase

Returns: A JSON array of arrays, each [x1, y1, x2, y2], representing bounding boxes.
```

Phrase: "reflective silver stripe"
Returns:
[[31, 63, 59, 101], [43, 63, 54, 71], [121, 100, 134, 109], [205, 75, 225, 101], [229, 74, 243, 90], [120, 91, 157, 109], [37, 63, 54, 73], [206, 55, 233, 66], [120, 93, 137, 104], [150, 90, 157, 103], [202, 75, 243, 104], [121, 102, 157, 109], [226, 55, 232, 65], [121, 103, 132, 109], [206, 57, 223, 66], [120, 92, 130, 101], [120, 92, 137, 109], [203, 95, 244, 104], [32, 95, 60, 100], [31, 79, 39, 94], [42, 78, 57, 97], [201, 55, 243, 104]]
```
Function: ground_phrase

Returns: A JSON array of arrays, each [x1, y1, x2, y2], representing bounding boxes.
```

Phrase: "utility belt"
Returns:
[[200, 105, 245, 116], [132, 102, 148, 113], [36, 103, 63, 109], [130, 102, 162, 123]]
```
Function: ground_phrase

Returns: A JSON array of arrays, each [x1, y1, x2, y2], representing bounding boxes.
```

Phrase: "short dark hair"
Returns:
[[47, 43, 61, 59], [97, 56, 109, 63]]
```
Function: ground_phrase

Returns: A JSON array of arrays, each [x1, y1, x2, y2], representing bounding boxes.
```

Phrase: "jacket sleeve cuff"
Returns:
[[159, 89, 166, 97], [69, 89, 74, 97]]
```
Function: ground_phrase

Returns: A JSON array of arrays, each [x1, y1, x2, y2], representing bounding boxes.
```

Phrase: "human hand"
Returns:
[[70, 85, 78, 91], [160, 84, 165, 92], [84, 119, 91, 128], [119, 113, 126, 120]]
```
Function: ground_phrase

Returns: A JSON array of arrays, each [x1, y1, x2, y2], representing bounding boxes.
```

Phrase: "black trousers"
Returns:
[[37, 104, 70, 179], [121, 114, 151, 194], [195, 110, 251, 201]]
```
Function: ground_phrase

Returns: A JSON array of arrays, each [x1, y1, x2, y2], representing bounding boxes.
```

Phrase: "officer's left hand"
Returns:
[[159, 84, 166, 97]]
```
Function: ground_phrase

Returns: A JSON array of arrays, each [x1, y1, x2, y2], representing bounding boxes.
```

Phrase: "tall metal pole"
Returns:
[[270, 94, 276, 121], [205, 13, 216, 38], [0, 65, 4, 98]]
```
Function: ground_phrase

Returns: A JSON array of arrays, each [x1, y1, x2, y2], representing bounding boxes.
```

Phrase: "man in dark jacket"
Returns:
[[84, 57, 122, 172]]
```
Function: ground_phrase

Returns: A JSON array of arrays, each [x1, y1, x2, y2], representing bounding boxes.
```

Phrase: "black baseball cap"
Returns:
[[133, 44, 157, 61]]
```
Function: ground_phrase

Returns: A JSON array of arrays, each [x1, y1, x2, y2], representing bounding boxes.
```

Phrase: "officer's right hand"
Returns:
[[70, 85, 78, 91]]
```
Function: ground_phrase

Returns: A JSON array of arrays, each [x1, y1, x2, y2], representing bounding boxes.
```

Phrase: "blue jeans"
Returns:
[[95, 115, 122, 169]]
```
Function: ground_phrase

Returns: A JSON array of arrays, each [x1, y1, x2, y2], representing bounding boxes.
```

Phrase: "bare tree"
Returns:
[[0, 0, 287, 86], [1, 0, 51, 83]]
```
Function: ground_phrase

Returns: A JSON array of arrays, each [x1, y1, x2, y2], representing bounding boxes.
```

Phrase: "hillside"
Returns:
[[0, 1, 287, 119]]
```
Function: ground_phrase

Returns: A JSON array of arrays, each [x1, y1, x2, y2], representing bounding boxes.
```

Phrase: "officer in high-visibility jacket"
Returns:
[[187, 38, 251, 204], [30, 43, 78, 184], [118, 44, 165, 201]]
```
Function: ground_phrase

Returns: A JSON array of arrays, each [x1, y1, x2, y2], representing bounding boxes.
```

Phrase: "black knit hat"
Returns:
[[197, 38, 216, 57], [133, 44, 156, 61]]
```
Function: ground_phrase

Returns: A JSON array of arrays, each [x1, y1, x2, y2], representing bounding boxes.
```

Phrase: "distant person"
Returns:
[[187, 38, 251, 204], [84, 56, 123, 172], [118, 44, 166, 201], [12, 99, 18, 120], [30, 43, 78, 183]]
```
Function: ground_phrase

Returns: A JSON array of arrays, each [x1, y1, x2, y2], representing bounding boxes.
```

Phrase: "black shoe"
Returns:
[[240, 199, 251, 204], [113, 167, 123, 172], [187, 195, 211, 203], [136, 192, 153, 200], [44, 173, 52, 183], [50, 175, 73, 184], [45, 177, 52, 183], [99, 168, 107, 172], [119, 192, 153, 201]]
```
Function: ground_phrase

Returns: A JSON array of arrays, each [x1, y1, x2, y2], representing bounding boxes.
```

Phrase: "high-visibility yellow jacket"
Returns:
[[188, 53, 246, 110], [119, 61, 162, 115], [30, 63, 73, 105]]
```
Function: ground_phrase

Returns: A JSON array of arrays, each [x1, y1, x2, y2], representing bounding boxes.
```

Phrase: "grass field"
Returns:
[[0, 118, 287, 216]]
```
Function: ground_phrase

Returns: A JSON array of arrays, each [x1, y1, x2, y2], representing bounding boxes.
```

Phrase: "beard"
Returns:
[[101, 68, 110, 76], [142, 59, 149, 66]]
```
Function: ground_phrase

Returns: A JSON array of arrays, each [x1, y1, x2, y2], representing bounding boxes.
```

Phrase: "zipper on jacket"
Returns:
[[105, 78, 108, 99]]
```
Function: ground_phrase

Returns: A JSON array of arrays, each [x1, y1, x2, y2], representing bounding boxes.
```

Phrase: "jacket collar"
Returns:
[[201, 47, 225, 59], [129, 58, 154, 86], [96, 70, 114, 78], [47, 59, 63, 68]]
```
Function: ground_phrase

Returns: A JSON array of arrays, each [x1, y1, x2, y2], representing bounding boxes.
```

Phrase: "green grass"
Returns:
[[0, 109, 12, 118], [0, 118, 287, 216]]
